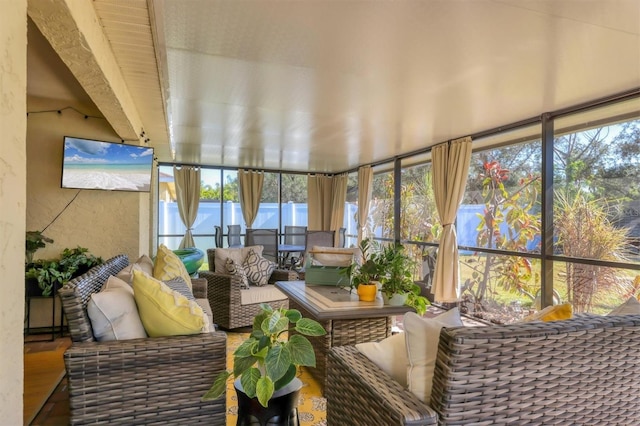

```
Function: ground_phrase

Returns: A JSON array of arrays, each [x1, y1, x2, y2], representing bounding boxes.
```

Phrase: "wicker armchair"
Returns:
[[200, 248, 299, 329], [327, 314, 640, 425], [58, 255, 227, 425]]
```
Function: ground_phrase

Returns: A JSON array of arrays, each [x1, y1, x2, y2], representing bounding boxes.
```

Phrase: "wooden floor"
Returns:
[[24, 334, 71, 426]]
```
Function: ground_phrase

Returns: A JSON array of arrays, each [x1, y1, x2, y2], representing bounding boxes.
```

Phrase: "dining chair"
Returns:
[[283, 226, 307, 269], [245, 228, 279, 263], [284, 226, 307, 246], [214, 225, 223, 248], [338, 227, 346, 248], [305, 230, 336, 252], [227, 224, 243, 248]]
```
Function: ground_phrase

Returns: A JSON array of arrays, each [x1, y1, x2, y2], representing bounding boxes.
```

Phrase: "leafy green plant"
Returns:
[[25, 231, 54, 265], [202, 303, 326, 407], [377, 243, 429, 315], [341, 239, 429, 314], [341, 238, 384, 289], [25, 246, 103, 296]]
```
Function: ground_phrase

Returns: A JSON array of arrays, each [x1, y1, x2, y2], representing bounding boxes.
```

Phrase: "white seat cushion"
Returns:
[[240, 285, 286, 306], [404, 308, 464, 404]]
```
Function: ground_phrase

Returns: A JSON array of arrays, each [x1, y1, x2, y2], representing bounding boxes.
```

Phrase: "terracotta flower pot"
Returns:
[[357, 283, 378, 302]]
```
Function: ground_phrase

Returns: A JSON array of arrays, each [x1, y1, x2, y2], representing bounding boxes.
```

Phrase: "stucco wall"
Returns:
[[26, 96, 151, 327], [0, 1, 27, 422]]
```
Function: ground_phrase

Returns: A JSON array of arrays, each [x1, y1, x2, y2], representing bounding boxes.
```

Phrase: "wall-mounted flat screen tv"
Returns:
[[61, 136, 154, 192]]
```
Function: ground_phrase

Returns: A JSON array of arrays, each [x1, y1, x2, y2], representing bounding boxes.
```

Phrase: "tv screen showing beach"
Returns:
[[61, 137, 154, 192]]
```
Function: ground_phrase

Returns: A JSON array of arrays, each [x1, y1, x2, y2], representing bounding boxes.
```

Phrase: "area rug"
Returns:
[[225, 332, 327, 426], [23, 338, 70, 425]]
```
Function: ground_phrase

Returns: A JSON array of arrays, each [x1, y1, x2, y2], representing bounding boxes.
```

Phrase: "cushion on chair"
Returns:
[[240, 285, 287, 305], [225, 258, 250, 289], [522, 302, 573, 322], [243, 248, 277, 286], [355, 332, 408, 387], [132, 269, 210, 337], [213, 245, 264, 274], [153, 244, 194, 290], [87, 276, 147, 341], [404, 308, 464, 404], [609, 296, 640, 315], [310, 246, 363, 267], [164, 276, 196, 300], [115, 254, 154, 284]]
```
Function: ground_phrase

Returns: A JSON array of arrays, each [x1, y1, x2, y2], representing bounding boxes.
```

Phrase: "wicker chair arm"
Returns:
[[190, 277, 208, 298], [269, 268, 299, 282], [199, 270, 245, 293], [199, 270, 245, 309], [327, 345, 437, 426]]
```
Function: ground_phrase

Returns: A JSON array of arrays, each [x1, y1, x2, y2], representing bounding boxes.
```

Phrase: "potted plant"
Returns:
[[377, 243, 429, 315], [202, 303, 326, 423], [25, 246, 103, 297], [341, 238, 383, 301], [25, 230, 53, 265]]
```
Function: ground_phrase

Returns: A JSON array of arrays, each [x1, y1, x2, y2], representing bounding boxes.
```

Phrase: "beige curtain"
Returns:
[[173, 165, 201, 249], [238, 169, 264, 228], [308, 174, 333, 230], [308, 174, 348, 244], [357, 166, 373, 243], [330, 174, 348, 246], [431, 136, 473, 303]]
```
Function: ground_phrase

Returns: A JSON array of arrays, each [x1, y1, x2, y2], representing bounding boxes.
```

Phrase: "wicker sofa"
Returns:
[[58, 254, 227, 425], [199, 248, 298, 329], [327, 313, 640, 425]]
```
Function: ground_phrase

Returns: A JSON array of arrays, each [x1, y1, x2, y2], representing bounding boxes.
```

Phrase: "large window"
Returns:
[[399, 154, 440, 286], [552, 99, 640, 314], [280, 173, 308, 234], [344, 171, 359, 248], [368, 164, 395, 241], [157, 168, 310, 258], [457, 127, 543, 323]]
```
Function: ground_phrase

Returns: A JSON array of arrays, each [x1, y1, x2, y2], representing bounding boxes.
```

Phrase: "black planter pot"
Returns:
[[234, 377, 302, 426]]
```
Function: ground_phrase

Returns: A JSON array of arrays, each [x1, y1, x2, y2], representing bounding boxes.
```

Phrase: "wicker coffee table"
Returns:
[[274, 280, 413, 389]]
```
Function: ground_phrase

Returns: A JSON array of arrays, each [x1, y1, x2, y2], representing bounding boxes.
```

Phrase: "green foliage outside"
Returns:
[[369, 119, 640, 323], [199, 172, 308, 202]]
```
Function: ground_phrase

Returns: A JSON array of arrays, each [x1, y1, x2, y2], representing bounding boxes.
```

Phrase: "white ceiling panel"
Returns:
[[55, 0, 640, 172]]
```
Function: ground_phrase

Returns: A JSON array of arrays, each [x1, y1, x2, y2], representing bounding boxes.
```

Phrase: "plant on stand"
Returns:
[[25, 246, 103, 297], [202, 303, 326, 424]]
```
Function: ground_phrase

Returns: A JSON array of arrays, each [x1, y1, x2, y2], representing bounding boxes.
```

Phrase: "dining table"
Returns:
[[278, 244, 305, 269]]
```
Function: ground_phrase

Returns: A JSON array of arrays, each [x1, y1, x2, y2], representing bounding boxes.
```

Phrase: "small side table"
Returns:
[[24, 281, 65, 341]]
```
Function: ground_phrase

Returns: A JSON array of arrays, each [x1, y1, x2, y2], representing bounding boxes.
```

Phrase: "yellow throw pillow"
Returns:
[[153, 244, 193, 289], [523, 302, 573, 322], [132, 270, 209, 337]]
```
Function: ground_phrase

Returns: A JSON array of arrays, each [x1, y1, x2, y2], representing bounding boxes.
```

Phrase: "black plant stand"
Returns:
[[235, 378, 302, 426], [24, 281, 64, 341]]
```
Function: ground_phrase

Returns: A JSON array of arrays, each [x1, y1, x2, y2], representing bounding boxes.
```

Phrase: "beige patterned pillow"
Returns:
[[214, 245, 264, 273], [225, 258, 250, 289], [242, 248, 276, 287]]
